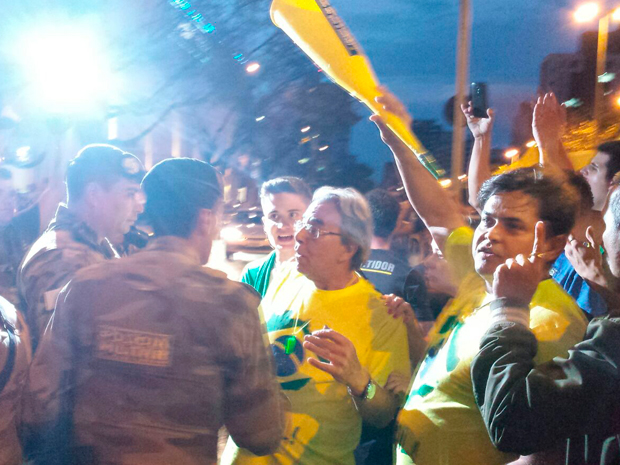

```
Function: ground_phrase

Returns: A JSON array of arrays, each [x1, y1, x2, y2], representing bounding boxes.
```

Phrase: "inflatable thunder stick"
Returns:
[[270, 0, 445, 179]]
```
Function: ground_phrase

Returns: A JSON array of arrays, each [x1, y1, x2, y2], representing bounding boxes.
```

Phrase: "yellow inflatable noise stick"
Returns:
[[270, 0, 445, 179]]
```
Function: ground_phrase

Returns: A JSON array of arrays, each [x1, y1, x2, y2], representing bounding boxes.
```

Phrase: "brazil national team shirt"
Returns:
[[396, 227, 588, 465], [222, 266, 411, 465], [241, 251, 277, 298]]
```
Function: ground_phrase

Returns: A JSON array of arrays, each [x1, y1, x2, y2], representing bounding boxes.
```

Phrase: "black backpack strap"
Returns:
[[0, 308, 17, 393]]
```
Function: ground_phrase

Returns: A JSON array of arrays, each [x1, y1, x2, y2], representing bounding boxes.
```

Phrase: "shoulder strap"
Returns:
[[0, 308, 16, 393]]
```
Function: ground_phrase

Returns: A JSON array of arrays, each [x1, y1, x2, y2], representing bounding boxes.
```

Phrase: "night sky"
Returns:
[[330, 0, 598, 179]]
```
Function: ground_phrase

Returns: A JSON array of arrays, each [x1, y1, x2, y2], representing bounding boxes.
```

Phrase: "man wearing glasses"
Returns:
[[222, 186, 410, 465]]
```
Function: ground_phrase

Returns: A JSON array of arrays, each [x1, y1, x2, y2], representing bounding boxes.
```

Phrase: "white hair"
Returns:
[[311, 186, 373, 270]]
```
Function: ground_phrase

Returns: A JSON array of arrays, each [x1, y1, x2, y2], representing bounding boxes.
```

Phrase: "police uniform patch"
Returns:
[[96, 325, 172, 367]]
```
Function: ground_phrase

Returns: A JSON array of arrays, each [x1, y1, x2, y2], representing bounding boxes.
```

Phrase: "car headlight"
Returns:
[[220, 226, 244, 242]]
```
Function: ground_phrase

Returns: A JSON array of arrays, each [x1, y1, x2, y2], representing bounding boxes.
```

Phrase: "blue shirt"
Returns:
[[550, 252, 608, 319]]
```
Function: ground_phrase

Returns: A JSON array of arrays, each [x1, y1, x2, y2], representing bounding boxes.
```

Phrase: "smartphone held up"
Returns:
[[470, 82, 489, 118]]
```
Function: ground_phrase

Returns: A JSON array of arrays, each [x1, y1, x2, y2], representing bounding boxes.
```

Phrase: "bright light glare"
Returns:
[[574, 3, 600, 23], [17, 25, 111, 113], [613, 7, 620, 21], [439, 179, 452, 188], [220, 227, 244, 242], [246, 62, 261, 73], [526, 140, 536, 148], [505, 149, 520, 158], [616, 95, 620, 107], [301, 126, 311, 133], [319, 145, 329, 151], [15, 147, 30, 161], [107, 117, 118, 140], [255, 116, 265, 122]]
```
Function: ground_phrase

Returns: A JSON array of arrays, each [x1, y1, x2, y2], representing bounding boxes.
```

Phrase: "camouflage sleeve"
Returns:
[[19, 246, 102, 349], [222, 290, 287, 456], [22, 283, 77, 462], [0, 300, 32, 465]]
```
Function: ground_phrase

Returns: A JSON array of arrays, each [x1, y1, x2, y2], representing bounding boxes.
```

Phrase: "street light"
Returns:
[[574, 2, 600, 22], [246, 62, 261, 73], [505, 148, 519, 159], [15, 24, 111, 114]]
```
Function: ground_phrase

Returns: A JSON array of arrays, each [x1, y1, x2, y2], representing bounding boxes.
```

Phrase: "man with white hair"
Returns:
[[222, 187, 410, 465]]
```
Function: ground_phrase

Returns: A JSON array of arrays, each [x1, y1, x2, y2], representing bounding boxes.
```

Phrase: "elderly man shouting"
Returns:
[[222, 187, 410, 465]]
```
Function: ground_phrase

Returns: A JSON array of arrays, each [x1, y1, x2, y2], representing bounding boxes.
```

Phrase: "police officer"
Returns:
[[0, 295, 30, 465], [18, 144, 145, 350], [25, 158, 287, 464], [0, 168, 39, 308]]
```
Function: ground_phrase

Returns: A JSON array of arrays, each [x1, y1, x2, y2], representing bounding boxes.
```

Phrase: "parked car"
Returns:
[[220, 208, 271, 259]]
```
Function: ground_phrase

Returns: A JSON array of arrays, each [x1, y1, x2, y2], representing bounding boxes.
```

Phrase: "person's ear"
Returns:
[[338, 242, 358, 265], [83, 182, 103, 208], [196, 209, 215, 237]]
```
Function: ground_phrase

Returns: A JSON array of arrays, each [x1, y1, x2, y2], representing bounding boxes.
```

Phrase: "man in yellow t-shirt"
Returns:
[[222, 187, 410, 465], [397, 226, 586, 464], [372, 101, 587, 464]]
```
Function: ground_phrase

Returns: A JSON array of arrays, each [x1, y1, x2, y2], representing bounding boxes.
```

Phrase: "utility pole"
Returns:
[[451, 0, 472, 191]]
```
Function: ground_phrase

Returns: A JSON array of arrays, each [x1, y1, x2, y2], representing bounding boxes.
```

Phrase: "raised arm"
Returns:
[[371, 90, 466, 252], [532, 93, 573, 170], [461, 102, 495, 211]]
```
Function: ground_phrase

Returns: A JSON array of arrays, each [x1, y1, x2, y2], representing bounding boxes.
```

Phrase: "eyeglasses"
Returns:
[[294, 220, 342, 240]]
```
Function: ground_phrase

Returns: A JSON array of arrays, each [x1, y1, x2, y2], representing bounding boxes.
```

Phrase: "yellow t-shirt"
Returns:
[[222, 269, 411, 465], [396, 227, 588, 465]]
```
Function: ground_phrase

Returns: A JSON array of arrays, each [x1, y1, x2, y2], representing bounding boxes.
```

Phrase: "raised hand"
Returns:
[[492, 221, 549, 306], [461, 101, 495, 139], [375, 85, 413, 127], [566, 226, 607, 287], [532, 93, 565, 151], [303, 329, 369, 395], [370, 86, 413, 153]]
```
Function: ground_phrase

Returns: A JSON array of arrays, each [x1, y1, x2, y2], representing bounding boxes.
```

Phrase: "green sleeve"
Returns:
[[240, 252, 276, 298], [241, 265, 258, 288]]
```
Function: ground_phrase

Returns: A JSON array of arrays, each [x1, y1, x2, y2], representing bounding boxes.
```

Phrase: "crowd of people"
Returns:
[[0, 86, 619, 465]]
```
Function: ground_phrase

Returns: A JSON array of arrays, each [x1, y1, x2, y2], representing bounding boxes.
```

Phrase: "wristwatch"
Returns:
[[348, 378, 377, 402]]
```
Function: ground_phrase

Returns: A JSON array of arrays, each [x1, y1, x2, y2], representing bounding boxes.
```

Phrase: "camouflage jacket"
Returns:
[[0, 206, 40, 308], [24, 236, 286, 465], [0, 297, 31, 465], [18, 205, 118, 350]]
